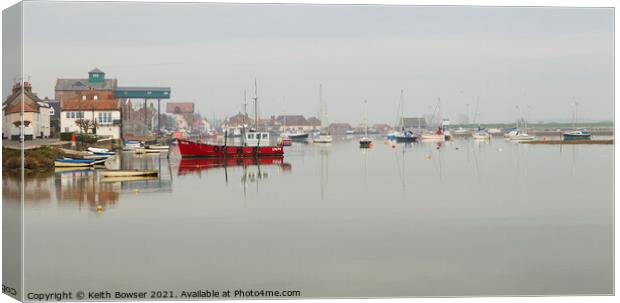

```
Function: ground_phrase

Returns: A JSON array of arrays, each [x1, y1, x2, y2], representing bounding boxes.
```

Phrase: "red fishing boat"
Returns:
[[179, 80, 285, 158], [177, 131, 284, 158]]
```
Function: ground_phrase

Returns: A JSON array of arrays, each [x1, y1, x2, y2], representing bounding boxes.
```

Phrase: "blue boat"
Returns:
[[54, 158, 96, 167], [395, 130, 417, 143], [563, 130, 592, 140]]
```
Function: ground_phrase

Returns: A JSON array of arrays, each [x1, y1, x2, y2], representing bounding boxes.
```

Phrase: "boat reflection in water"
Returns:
[[178, 157, 292, 177]]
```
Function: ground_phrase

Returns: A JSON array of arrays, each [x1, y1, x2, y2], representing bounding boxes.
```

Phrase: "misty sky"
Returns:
[[13, 1, 614, 125]]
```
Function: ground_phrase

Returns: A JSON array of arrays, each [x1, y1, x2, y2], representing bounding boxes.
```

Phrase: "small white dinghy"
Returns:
[[100, 170, 159, 178], [87, 147, 115, 155], [146, 145, 170, 150]]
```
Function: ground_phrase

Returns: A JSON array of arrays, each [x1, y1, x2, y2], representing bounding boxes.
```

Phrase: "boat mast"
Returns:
[[364, 99, 369, 137], [438, 97, 442, 130], [242, 89, 247, 145], [253, 79, 258, 131], [319, 84, 324, 132], [399, 89, 404, 131], [573, 100, 578, 129]]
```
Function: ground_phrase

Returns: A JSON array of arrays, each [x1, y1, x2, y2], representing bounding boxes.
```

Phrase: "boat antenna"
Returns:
[[254, 79, 258, 131], [243, 89, 247, 146], [364, 99, 369, 137]]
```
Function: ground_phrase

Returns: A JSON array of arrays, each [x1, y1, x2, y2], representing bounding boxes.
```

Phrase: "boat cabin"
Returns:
[[245, 131, 271, 147]]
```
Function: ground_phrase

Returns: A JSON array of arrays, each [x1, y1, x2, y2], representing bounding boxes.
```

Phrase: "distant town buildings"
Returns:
[[274, 115, 321, 132], [165, 102, 202, 132], [2, 82, 51, 140], [328, 123, 352, 135]]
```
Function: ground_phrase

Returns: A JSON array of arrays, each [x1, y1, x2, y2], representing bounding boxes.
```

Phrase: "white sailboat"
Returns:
[[509, 106, 535, 142], [313, 84, 333, 143], [471, 100, 490, 140]]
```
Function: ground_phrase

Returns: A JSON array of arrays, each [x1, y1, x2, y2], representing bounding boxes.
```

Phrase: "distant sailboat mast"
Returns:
[[399, 90, 405, 131], [364, 99, 369, 137]]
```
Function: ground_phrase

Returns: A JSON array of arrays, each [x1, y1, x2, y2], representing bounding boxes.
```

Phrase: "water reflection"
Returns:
[[178, 157, 291, 176], [3, 171, 53, 203], [4, 153, 173, 213]]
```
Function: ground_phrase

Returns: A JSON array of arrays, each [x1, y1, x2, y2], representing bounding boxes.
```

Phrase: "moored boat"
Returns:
[[359, 137, 372, 148], [147, 145, 170, 150], [420, 127, 446, 141], [123, 140, 142, 150], [286, 131, 309, 141], [563, 130, 592, 140], [394, 130, 417, 143], [313, 134, 333, 143], [472, 131, 490, 140], [177, 132, 284, 158], [359, 100, 373, 148], [100, 169, 159, 178], [87, 147, 115, 155], [54, 158, 96, 167], [135, 148, 162, 154], [510, 132, 536, 142], [563, 103, 591, 140], [100, 176, 159, 183], [278, 136, 292, 146]]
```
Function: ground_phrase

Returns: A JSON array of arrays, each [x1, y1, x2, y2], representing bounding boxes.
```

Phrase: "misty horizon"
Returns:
[[7, 2, 614, 126]]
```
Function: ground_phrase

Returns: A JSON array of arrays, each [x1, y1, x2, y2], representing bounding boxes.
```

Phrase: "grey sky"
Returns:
[[15, 1, 614, 124]]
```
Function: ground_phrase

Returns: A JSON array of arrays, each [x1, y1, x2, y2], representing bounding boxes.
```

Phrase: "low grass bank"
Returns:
[[2, 146, 65, 172]]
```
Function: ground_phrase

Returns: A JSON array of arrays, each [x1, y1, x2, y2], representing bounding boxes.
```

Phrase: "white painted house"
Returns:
[[60, 91, 121, 139], [2, 82, 51, 140]]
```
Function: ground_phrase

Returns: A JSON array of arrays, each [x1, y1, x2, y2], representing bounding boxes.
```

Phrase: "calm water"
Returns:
[[5, 136, 613, 298]]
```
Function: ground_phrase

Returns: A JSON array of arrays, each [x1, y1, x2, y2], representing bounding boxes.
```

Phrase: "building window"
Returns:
[[78, 112, 84, 119], [66, 112, 70, 118], [93, 95, 98, 101], [82, 95, 86, 101], [97, 112, 112, 124]]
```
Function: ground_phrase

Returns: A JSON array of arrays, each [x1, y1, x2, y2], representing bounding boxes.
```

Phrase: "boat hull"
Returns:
[[395, 136, 417, 143], [288, 133, 309, 141], [313, 135, 333, 143], [563, 133, 591, 140], [419, 134, 445, 141], [100, 170, 159, 177], [177, 139, 284, 158], [54, 159, 95, 167], [359, 140, 372, 148]]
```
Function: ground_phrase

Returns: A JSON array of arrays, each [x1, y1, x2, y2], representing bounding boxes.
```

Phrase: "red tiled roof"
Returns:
[[62, 99, 119, 111]]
